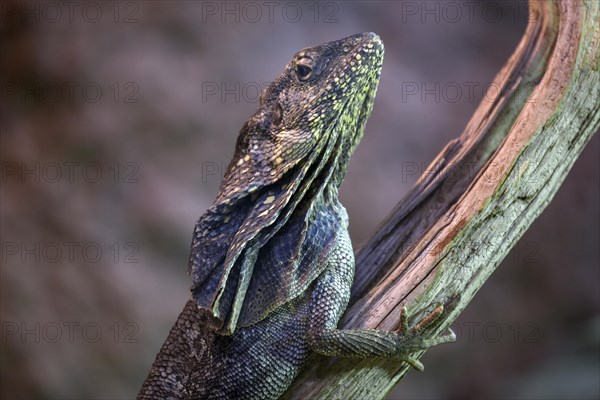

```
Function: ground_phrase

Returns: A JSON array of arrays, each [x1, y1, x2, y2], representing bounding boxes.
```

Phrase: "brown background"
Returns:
[[1, 1, 598, 399]]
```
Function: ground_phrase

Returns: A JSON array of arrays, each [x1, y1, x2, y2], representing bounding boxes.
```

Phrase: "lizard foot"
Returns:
[[393, 304, 456, 371]]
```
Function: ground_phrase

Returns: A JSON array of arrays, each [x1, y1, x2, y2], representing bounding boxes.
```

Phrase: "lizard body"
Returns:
[[138, 33, 454, 400]]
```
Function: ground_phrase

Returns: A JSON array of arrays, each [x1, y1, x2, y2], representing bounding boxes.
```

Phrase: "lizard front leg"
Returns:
[[307, 230, 456, 369]]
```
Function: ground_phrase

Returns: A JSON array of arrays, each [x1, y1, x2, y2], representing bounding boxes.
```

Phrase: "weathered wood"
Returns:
[[284, 0, 599, 398]]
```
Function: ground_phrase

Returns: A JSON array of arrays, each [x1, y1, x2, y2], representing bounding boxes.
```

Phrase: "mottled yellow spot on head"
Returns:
[[244, 154, 250, 161], [355, 54, 362, 60], [263, 195, 275, 204], [237, 158, 244, 166], [275, 156, 283, 164]]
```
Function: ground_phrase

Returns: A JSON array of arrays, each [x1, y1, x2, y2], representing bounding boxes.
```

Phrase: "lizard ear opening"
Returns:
[[272, 103, 283, 126]]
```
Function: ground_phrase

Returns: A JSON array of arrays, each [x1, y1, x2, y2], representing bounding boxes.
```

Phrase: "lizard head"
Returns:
[[217, 32, 384, 203], [191, 34, 384, 333]]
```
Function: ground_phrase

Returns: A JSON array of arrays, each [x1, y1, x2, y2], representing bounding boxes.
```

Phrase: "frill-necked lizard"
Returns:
[[138, 32, 455, 400]]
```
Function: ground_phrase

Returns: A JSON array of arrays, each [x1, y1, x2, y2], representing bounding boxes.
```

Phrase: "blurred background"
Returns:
[[1, 1, 598, 399]]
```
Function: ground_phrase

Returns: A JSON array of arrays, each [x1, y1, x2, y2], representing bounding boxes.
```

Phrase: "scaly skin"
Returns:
[[138, 33, 455, 400]]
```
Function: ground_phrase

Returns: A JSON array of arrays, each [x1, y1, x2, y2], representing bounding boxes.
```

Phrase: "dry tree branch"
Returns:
[[284, 1, 600, 398]]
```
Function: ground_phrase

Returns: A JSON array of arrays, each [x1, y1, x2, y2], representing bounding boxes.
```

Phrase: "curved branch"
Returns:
[[284, 1, 599, 398]]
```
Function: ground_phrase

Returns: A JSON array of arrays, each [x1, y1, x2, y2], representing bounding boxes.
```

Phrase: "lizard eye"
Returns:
[[272, 103, 283, 126], [296, 57, 314, 81]]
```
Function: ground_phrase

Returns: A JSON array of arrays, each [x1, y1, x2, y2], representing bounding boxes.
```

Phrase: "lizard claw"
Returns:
[[405, 357, 425, 372], [393, 304, 456, 370]]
